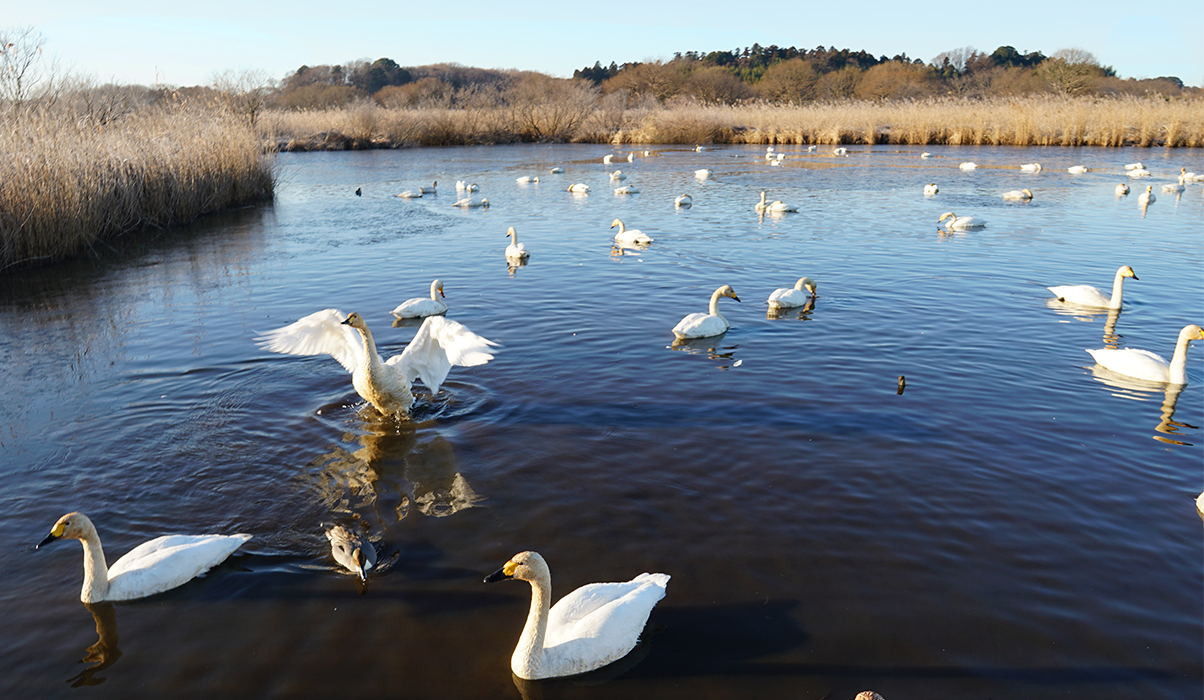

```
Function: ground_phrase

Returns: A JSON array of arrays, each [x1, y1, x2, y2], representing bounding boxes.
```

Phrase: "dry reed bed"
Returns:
[[1, 108, 275, 269], [262, 95, 1204, 149]]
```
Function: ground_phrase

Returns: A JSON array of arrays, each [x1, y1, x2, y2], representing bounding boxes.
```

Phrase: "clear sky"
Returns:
[[7, 1, 1201, 88]]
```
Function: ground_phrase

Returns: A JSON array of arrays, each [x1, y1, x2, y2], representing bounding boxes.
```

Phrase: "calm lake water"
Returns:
[[1, 144, 1201, 699]]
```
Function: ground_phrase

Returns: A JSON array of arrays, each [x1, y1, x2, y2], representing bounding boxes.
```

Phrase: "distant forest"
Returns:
[[266, 43, 1193, 110]]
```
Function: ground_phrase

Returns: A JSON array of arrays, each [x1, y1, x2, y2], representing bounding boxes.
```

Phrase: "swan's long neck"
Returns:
[[759, 192, 767, 205], [513, 573, 552, 677], [1168, 331, 1196, 385], [509, 229, 519, 246], [615, 221, 625, 234], [78, 528, 110, 603], [1107, 269, 1127, 307], [708, 288, 727, 320], [356, 325, 384, 372], [429, 281, 440, 300]]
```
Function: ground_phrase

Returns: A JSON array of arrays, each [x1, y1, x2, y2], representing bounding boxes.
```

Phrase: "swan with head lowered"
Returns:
[[1087, 324, 1204, 385], [673, 285, 740, 338], [674, 193, 693, 208], [484, 551, 669, 680], [923, 183, 939, 195], [1002, 188, 1033, 200], [611, 218, 652, 245], [35, 512, 251, 603], [1047, 265, 1137, 309], [257, 310, 497, 416], [391, 279, 448, 318], [767, 277, 818, 308]]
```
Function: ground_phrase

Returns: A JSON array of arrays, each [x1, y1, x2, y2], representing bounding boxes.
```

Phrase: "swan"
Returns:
[[391, 279, 448, 318], [1162, 172, 1186, 193], [326, 525, 376, 582], [1002, 188, 1033, 200], [923, 183, 939, 195], [1124, 162, 1145, 170], [1137, 185, 1155, 205], [695, 145, 706, 152], [756, 191, 797, 213], [920, 152, 932, 158], [766, 146, 775, 156], [35, 512, 251, 603], [611, 218, 652, 245], [1115, 183, 1130, 196], [1086, 324, 1204, 385], [549, 167, 564, 174], [833, 147, 848, 156], [484, 551, 669, 680], [452, 197, 489, 208], [394, 190, 422, 198], [419, 181, 437, 194], [1128, 167, 1151, 178], [516, 176, 540, 184], [602, 154, 613, 164], [609, 170, 627, 181], [694, 168, 712, 179], [465, 183, 480, 192], [938, 212, 986, 230], [1020, 163, 1042, 172], [807, 145, 817, 152], [674, 193, 693, 208], [1067, 165, 1088, 174], [959, 162, 978, 170], [257, 310, 496, 416], [627, 153, 635, 162], [1047, 265, 1137, 309], [673, 285, 740, 339], [767, 277, 818, 308], [567, 183, 590, 193], [506, 226, 530, 260], [613, 185, 640, 195], [455, 180, 468, 191]]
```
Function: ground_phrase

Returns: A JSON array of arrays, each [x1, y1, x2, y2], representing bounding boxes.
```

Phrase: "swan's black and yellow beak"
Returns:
[[36, 532, 59, 549], [484, 559, 519, 584], [732, 294, 742, 302]]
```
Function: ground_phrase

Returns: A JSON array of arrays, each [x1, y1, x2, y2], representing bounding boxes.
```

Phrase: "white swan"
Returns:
[[807, 145, 817, 152], [673, 285, 740, 339], [1047, 265, 1137, 309], [419, 181, 437, 194], [627, 153, 635, 162], [1020, 163, 1042, 172], [611, 218, 652, 245], [938, 212, 986, 230], [1128, 167, 1152, 178], [609, 170, 626, 181], [923, 183, 939, 195], [1161, 172, 1186, 193], [567, 183, 590, 193], [484, 551, 669, 680], [1137, 185, 1155, 205], [694, 168, 712, 179], [1115, 183, 1130, 196], [394, 190, 422, 198], [36, 512, 251, 603], [455, 180, 468, 191], [549, 167, 564, 174], [674, 193, 693, 208], [1086, 324, 1204, 385], [465, 183, 480, 192], [391, 279, 448, 318], [326, 525, 376, 582], [959, 162, 978, 170], [506, 226, 530, 260], [755, 191, 798, 213], [516, 175, 540, 184], [833, 147, 848, 156], [257, 310, 496, 416], [920, 152, 932, 158], [1124, 162, 1145, 171], [1002, 188, 1033, 200], [1067, 165, 1088, 174], [767, 277, 818, 308], [695, 145, 706, 152], [602, 154, 613, 164], [452, 197, 489, 209], [613, 185, 640, 195]]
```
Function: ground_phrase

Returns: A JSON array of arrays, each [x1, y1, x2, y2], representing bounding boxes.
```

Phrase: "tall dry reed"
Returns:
[[1, 106, 275, 269]]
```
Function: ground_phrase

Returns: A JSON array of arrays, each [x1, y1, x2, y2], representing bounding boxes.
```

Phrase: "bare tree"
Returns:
[[211, 68, 274, 125], [1039, 48, 1101, 96], [0, 27, 57, 110], [506, 74, 599, 141]]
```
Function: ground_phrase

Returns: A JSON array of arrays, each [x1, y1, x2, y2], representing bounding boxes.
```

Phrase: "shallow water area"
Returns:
[[1, 144, 1202, 699]]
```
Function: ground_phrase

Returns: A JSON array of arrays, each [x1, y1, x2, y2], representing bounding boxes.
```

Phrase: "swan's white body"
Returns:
[[920, 152, 932, 158], [485, 551, 669, 680], [549, 167, 564, 174], [602, 154, 614, 164], [506, 226, 530, 260], [627, 153, 635, 162], [695, 145, 706, 152], [614, 185, 640, 195], [419, 181, 437, 194], [326, 525, 376, 582], [1002, 188, 1033, 200], [567, 183, 590, 193], [1020, 163, 1042, 172], [516, 176, 540, 184], [258, 310, 496, 416], [391, 279, 448, 318], [674, 194, 693, 208], [807, 145, 817, 152], [959, 162, 978, 170], [1067, 165, 1088, 174], [1124, 162, 1145, 171], [1128, 168, 1152, 178], [1115, 183, 1130, 196], [694, 168, 712, 179], [923, 183, 939, 195], [938, 212, 985, 230], [755, 191, 797, 213], [36, 512, 250, 603], [833, 147, 848, 156], [1086, 325, 1204, 385], [1047, 265, 1137, 309], [1162, 173, 1186, 192], [395, 190, 422, 198], [611, 219, 652, 245], [610, 170, 627, 181], [767, 277, 818, 308], [673, 285, 740, 339], [452, 197, 489, 208], [1137, 186, 1155, 205]]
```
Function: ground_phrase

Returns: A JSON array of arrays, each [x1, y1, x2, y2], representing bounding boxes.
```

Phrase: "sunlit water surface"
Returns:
[[1, 144, 1201, 699]]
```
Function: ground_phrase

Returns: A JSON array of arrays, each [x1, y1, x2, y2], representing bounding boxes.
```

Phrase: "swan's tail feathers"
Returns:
[[255, 309, 363, 373], [391, 316, 498, 395]]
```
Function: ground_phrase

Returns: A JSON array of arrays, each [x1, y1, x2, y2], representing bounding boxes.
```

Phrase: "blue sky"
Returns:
[[7, 1, 1201, 88]]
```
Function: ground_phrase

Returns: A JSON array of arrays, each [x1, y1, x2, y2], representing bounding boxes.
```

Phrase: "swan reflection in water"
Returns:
[[67, 603, 122, 687], [766, 296, 817, 321], [669, 334, 741, 371], [1045, 301, 1123, 348], [1087, 367, 1197, 446], [507, 257, 529, 277]]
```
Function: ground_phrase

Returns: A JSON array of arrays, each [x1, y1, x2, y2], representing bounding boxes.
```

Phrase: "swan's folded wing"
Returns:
[[256, 309, 363, 373], [106, 534, 252, 600], [387, 316, 497, 395], [544, 574, 670, 666]]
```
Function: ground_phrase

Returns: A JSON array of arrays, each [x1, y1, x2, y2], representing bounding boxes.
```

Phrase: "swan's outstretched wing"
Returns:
[[386, 315, 497, 395], [256, 309, 363, 373]]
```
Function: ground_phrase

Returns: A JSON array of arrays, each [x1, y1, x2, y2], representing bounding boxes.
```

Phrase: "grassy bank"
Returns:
[[1, 106, 275, 270], [261, 95, 1204, 150]]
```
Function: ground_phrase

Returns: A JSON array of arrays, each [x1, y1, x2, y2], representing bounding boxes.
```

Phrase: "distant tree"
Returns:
[[816, 65, 862, 99], [856, 61, 935, 100], [211, 68, 274, 125], [756, 58, 819, 104], [682, 66, 753, 104], [506, 74, 598, 140], [1039, 48, 1104, 96], [0, 26, 58, 110]]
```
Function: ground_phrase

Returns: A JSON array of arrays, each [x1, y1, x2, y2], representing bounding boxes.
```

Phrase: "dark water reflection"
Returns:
[[1, 145, 1202, 699]]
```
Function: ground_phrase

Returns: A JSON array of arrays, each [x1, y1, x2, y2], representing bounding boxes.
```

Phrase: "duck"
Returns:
[[959, 162, 978, 170], [609, 170, 627, 181], [35, 512, 251, 603], [549, 166, 564, 174], [506, 226, 530, 260], [1020, 163, 1042, 172], [613, 185, 640, 195], [257, 310, 496, 416], [767, 277, 818, 308], [938, 212, 986, 230], [611, 219, 652, 246], [452, 197, 489, 209], [419, 181, 437, 194], [1137, 185, 1155, 205], [755, 191, 798, 213], [923, 183, 939, 196], [567, 183, 590, 194], [391, 279, 448, 318], [672, 285, 740, 339], [694, 168, 712, 179], [326, 525, 376, 582], [516, 175, 540, 184], [1001, 188, 1033, 200], [1067, 165, 1088, 174], [484, 551, 669, 680], [355, 187, 362, 196], [394, 190, 422, 198], [1086, 324, 1204, 385], [1047, 265, 1137, 309], [674, 193, 693, 208], [1115, 183, 1130, 196]]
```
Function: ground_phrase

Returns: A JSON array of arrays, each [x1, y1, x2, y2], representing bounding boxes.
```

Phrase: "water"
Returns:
[[1, 144, 1201, 699]]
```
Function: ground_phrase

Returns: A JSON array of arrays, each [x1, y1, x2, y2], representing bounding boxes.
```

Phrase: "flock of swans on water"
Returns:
[[33, 145, 1204, 684]]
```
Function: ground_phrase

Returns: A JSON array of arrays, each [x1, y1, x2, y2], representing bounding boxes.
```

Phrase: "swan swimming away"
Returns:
[[1047, 265, 1137, 309], [959, 162, 978, 170], [391, 279, 448, 318], [567, 183, 590, 193], [674, 193, 693, 208], [484, 551, 669, 680], [36, 512, 251, 603], [506, 226, 530, 260], [614, 185, 640, 195], [1137, 185, 1155, 205], [1020, 163, 1042, 172], [756, 191, 797, 213], [767, 277, 818, 308], [1002, 188, 1033, 200], [516, 176, 540, 184], [258, 310, 496, 416], [938, 212, 986, 230], [923, 183, 939, 195], [611, 218, 652, 245], [694, 168, 712, 179], [326, 525, 376, 582], [609, 170, 627, 181], [1067, 165, 1088, 174], [673, 285, 740, 338], [1086, 324, 1204, 385], [1115, 183, 1130, 196]]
